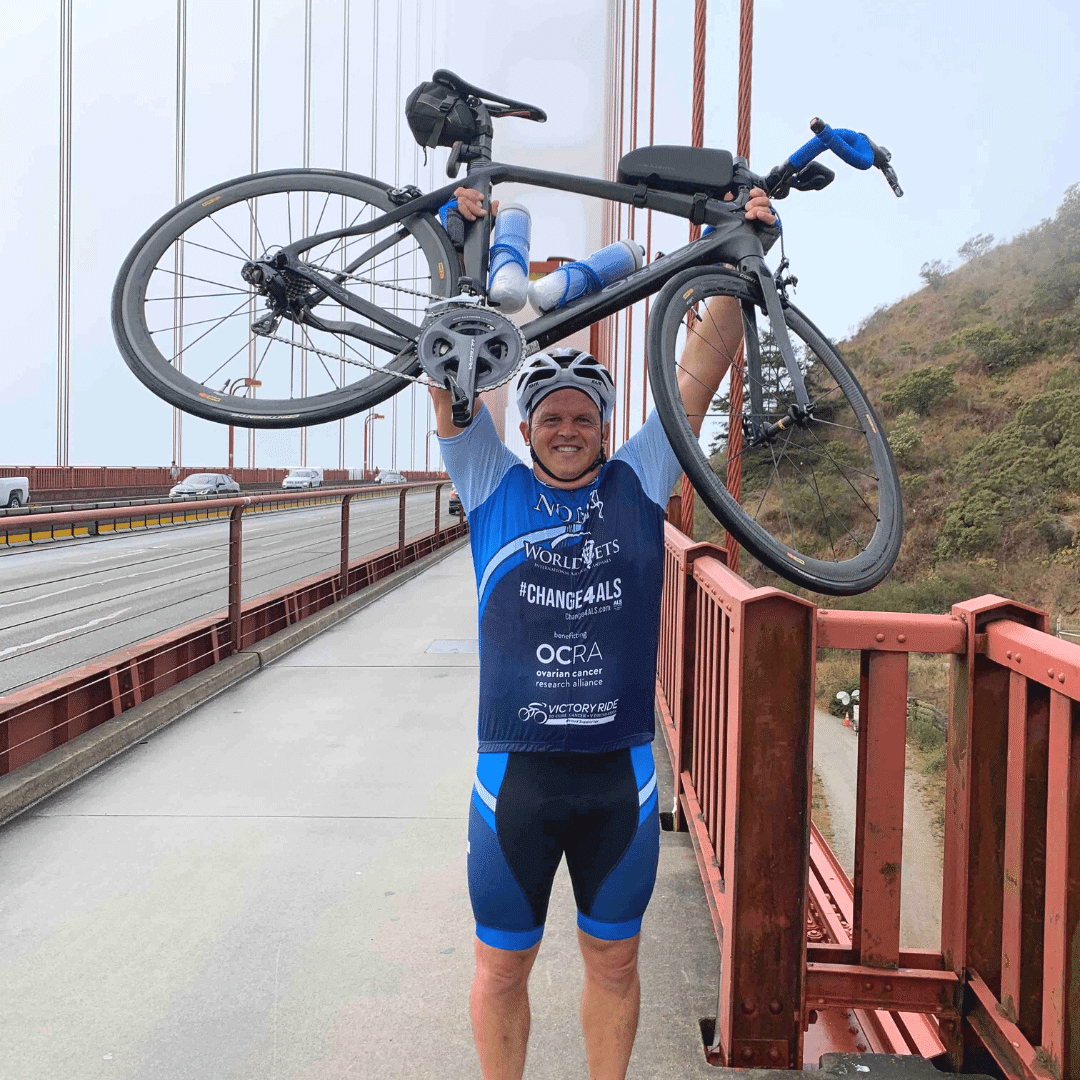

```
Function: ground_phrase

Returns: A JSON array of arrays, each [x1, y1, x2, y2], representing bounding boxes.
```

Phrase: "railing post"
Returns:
[[228, 503, 244, 655], [339, 493, 354, 599], [398, 487, 407, 560], [434, 482, 443, 546], [705, 580, 816, 1070], [943, 595, 1048, 1071]]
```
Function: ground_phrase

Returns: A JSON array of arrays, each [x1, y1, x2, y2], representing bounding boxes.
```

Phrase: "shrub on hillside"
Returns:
[[935, 389, 1080, 559], [955, 324, 1030, 373], [883, 366, 956, 415]]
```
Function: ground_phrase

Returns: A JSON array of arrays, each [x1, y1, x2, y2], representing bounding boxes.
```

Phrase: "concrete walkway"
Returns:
[[0, 545, 724, 1080]]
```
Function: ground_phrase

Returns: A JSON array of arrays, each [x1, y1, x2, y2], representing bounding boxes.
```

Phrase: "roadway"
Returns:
[[0, 492, 457, 695]]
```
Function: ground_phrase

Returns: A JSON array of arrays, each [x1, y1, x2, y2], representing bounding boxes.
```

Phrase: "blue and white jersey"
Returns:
[[440, 405, 682, 753]]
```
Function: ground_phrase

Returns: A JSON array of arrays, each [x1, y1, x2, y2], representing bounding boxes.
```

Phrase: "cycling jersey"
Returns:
[[439, 403, 682, 753]]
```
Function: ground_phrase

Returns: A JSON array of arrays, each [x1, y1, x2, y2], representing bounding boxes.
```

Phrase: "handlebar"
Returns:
[[753, 118, 904, 201]]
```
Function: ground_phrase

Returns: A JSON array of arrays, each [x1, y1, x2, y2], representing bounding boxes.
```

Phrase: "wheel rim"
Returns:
[[651, 270, 901, 594], [115, 171, 456, 427]]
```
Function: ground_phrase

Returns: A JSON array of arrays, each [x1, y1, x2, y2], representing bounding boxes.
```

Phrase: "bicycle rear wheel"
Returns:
[[112, 169, 458, 428], [647, 266, 902, 595]]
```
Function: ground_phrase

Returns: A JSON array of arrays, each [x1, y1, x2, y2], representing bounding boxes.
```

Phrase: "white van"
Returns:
[[282, 467, 323, 490]]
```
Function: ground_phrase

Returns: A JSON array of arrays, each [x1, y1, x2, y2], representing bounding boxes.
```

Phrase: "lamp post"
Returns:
[[425, 428, 439, 473], [363, 412, 384, 477], [223, 378, 262, 473]]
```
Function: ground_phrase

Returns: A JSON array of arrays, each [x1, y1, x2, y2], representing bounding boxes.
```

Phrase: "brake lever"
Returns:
[[866, 136, 904, 197]]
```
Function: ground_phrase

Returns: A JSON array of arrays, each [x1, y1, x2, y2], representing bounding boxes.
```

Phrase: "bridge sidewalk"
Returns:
[[0, 545, 723, 1079]]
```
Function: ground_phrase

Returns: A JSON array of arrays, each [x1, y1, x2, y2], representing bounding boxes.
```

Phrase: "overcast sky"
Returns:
[[0, 0, 1077, 469]]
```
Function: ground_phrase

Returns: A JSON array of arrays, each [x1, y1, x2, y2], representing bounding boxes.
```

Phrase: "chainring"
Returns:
[[416, 304, 526, 393]]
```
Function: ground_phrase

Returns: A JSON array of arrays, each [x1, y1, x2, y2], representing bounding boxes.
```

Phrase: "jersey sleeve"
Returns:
[[612, 409, 683, 508], [438, 403, 522, 515]]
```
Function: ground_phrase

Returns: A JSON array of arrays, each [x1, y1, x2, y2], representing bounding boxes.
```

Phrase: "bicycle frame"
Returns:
[[277, 159, 811, 413]]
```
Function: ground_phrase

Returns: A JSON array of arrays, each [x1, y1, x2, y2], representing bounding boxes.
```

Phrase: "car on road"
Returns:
[[282, 467, 323, 490], [169, 473, 240, 499], [375, 469, 407, 485], [448, 488, 462, 516], [1, 476, 29, 508]]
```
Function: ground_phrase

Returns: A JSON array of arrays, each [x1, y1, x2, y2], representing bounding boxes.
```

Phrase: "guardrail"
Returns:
[[655, 522, 1079, 1076], [0, 483, 416, 545], [0, 483, 466, 777]]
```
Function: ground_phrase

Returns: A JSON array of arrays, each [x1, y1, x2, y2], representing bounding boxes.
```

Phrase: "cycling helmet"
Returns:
[[515, 348, 616, 423]]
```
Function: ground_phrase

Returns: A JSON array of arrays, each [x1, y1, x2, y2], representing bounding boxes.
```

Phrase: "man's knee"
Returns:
[[473, 937, 540, 997], [578, 930, 640, 994]]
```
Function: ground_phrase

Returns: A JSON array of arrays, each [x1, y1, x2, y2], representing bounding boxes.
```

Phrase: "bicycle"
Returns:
[[113, 69, 905, 595]]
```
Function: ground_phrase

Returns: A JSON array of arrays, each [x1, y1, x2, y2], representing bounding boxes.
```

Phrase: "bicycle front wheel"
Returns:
[[113, 169, 458, 428], [648, 266, 902, 595]]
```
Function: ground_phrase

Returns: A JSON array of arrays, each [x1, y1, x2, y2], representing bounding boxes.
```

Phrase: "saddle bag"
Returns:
[[405, 81, 479, 149]]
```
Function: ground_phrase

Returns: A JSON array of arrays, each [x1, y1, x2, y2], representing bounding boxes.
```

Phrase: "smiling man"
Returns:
[[432, 185, 775, 1080]]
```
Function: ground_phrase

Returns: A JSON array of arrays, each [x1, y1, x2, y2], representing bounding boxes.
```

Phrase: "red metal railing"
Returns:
[[655, 522, 1079, 1076], [0, 484, 466, 779]]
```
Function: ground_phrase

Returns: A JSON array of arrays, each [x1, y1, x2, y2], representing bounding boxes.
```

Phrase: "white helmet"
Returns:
[[515, 348, 616, 423]]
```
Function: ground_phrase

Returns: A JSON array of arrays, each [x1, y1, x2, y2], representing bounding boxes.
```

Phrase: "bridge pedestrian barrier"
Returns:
[[0, 484, 466, 787], [655, 522, 1079, 1077]]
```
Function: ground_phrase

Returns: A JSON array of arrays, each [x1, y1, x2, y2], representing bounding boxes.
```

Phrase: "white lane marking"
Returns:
[[0, 552, 223, 612], [0, 608, 131, 660]]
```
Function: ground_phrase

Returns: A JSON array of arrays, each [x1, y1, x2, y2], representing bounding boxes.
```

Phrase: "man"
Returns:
[[432, 185, 776, 1080]]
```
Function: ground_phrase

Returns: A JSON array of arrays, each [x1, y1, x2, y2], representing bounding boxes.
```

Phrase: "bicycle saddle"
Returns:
[[432, 69, 547, 122], [617, 146, 734, 197]]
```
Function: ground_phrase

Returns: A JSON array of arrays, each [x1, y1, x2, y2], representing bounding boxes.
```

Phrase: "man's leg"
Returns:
[[578, 929, 641, 1080], [471, 936, 541, 1080]]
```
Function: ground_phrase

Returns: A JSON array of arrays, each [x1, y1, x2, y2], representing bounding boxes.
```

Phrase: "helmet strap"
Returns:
[[528, 444, 608, 486]]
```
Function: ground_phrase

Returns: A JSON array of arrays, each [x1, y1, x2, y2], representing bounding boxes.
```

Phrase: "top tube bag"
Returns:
[[405, 81, 479, 148]]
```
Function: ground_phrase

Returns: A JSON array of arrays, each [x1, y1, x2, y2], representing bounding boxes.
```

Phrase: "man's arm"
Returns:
[[675, 188, 776, 435]]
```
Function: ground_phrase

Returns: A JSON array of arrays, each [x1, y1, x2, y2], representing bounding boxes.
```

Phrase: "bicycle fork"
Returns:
[[738, 255, 813, 444]]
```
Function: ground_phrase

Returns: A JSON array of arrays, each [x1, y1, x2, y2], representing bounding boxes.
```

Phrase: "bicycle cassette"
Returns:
[[417, 305, 525, 427]]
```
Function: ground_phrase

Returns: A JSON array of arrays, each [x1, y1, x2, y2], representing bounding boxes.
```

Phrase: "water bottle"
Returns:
[[487, 203, 531, 313], [528, 239, 645, 314]]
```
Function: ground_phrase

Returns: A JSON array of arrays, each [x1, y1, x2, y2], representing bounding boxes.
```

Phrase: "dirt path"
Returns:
[[812, 709, 943, 950]]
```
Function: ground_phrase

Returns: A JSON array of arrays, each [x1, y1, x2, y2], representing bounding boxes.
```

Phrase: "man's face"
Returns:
[[520, 388, 607, 485]]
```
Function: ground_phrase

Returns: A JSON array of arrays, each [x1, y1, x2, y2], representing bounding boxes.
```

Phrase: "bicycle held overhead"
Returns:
[[113, 68, 905, 595]]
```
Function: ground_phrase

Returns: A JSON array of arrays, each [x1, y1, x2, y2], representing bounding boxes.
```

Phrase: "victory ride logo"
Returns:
[[517, 699, 619, 726]]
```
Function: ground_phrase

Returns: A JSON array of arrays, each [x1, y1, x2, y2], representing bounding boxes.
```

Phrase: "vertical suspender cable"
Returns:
[[724, 0, 753, 573], [610, 0, 626, 448], [622, 0, 640, 446], [56, 0, 73, 468], [172, 0, 188, 470], [679, 0, 707, 537], [300, 0, 313, 467], [426, 0, 435, 472], [339, 0, 351, 471], [410, 4, 420, 472], [366, 0, 378, 475], [390, 0, 402, 471], [247, 0, 262, 470], [641, 0, 656, 425]]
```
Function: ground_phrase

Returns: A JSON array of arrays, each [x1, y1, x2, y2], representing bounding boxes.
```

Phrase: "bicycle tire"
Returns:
[[112, 169, 459, 428], [648, 266, 902, 595]]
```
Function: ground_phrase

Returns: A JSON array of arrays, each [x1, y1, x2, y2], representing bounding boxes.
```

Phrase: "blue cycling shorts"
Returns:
[[467, 743, 660, 950]]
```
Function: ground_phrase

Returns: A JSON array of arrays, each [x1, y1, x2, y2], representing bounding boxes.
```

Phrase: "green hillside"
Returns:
[[697, 183, 1080, 628]]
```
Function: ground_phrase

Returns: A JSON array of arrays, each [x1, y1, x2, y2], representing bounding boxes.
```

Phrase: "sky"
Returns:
[[0, 0, 1077, 469]]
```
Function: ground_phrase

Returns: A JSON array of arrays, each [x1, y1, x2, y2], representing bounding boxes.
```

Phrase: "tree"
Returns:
[[957, 233, 995, 261], [919, 259, 951, 289]]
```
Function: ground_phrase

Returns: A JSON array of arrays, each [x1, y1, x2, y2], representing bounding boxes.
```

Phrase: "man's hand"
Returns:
[[725, 186, 776, 225], [453, 186, 499, 222]]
